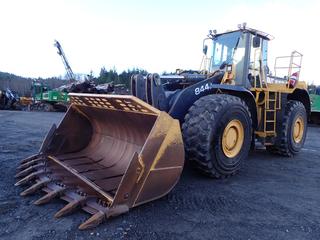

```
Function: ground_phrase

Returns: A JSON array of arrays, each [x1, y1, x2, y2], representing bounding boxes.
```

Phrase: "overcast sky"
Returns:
[[0, 0, 319, 84]]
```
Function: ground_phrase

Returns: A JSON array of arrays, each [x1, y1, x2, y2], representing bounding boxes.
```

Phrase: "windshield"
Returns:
[[206, 31, 245, 72]]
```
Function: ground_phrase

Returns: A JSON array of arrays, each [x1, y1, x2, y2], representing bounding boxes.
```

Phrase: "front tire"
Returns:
[[182, 94, 252, 178]]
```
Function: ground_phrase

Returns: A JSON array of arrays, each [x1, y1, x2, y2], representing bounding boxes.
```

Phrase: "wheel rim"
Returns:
[[222, 119, 244, 158], [293, 116, 304, 143]]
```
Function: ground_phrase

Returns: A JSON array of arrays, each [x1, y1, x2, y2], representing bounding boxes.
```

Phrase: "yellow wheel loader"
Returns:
[[16, 24, 310, 229]]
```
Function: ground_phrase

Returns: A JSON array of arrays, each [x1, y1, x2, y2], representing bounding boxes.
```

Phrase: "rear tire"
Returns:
[[267, 100, 307, 156], [182, 94, 252, 178]]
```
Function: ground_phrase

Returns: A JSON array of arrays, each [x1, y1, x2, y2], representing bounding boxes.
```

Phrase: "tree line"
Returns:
[[0, 67, 148, 96], [94, 67, 148, 88]]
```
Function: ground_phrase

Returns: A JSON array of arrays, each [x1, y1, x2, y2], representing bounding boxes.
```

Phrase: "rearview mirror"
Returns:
[[203, 45, 208, 55], [253, 36, 261, 48]]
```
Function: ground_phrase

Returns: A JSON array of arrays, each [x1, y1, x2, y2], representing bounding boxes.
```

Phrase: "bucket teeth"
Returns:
[[20, 154, 41, 164], [34, 187, 66, 205], [20, 178, 51, 196], [15, 169, 45, 186], [18, 157, 44, 170], [15, 163, 45, 178], [79, 211, 105, 230], [54, 197, 87, 218]]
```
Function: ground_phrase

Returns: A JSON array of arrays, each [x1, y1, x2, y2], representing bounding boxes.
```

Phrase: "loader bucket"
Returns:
[[15, 93, 184, 229]]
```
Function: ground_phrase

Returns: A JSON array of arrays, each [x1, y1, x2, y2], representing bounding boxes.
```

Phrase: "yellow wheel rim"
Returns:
[[222, 120, 244, 158], [293, 116, 304, 143]]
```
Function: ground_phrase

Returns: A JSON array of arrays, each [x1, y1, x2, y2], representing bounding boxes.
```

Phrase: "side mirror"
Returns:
[[253, 36, 261, 48], [219, 61, 227, 70], [203, 45, 208, 55]]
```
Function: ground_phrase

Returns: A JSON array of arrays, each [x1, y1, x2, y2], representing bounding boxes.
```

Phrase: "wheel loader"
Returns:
[[15, 24, 310, 229], [0, 88, 20, 110]]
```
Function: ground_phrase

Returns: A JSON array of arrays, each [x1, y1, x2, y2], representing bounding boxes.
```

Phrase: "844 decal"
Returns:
[[195, 83, 215, 95]]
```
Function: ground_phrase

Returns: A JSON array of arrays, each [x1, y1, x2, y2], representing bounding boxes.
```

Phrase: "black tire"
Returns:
[[182, 94, 252, 178], [43, 103, 54, 112], [267, 100, 307, 156]]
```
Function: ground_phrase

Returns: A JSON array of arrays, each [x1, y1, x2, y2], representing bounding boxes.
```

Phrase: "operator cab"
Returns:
[[201, 25, 273, 89]]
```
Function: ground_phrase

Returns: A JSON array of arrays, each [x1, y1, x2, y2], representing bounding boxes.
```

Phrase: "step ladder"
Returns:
[[255, 91, 281, 138], [263, 91, 279, 136]]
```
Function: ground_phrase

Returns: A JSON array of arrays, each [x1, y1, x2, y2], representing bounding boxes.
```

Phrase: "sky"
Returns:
[[0, 0, 319, 84]]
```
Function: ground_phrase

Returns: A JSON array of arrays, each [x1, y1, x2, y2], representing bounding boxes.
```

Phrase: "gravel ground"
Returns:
[[0, 110, 320, 240]]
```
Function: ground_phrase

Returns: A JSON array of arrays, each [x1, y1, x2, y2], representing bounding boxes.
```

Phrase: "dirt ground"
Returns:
[[0, 110, 320, 240]]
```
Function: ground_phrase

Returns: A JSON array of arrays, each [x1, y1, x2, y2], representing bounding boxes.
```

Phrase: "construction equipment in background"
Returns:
[[30, 81, 69, 112], [17, 96, 33, 110], [28, 41, 101, 112], [310, 86, 320, 124], [54, 40, 76, 82], [54, 40, 112, 94], [0, 88, 20, 110], [16, 24, 310, 229], [18, 96, 33, 106], [17, 40, 74, 112]]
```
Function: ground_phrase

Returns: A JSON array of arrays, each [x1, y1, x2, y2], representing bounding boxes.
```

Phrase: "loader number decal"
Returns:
[[195, 83, 211, 95]]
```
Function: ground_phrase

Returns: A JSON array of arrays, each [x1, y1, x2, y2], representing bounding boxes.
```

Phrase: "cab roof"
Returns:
[[212, 27, 274, 41]]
